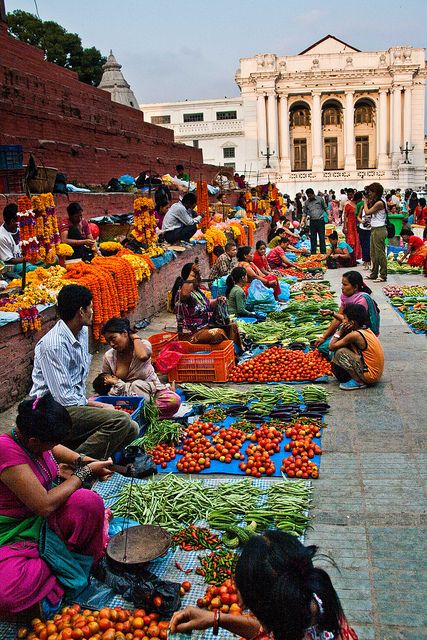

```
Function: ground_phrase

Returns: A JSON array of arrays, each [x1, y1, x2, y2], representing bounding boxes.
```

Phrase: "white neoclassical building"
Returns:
[[141, 35, 427, 192]]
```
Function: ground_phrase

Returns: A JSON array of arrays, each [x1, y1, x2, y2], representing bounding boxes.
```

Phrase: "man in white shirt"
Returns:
[[0, 203, 23, 267], [162, 192, 201, 244], [31, 284, 139, 458]]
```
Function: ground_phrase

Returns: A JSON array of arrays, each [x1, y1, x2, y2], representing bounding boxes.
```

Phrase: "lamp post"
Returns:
[[400, 141, 415, 165], [260, 146, 275, 169]]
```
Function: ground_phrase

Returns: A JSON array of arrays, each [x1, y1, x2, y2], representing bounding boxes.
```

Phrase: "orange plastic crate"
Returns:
[[148, 331, 178, 362], [168, 340, 235, 383]]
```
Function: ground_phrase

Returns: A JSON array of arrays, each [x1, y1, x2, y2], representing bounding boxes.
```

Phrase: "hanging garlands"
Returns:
[[17, 193, 60, 264], [245, 191, 254, 218], [19, 306, 42, 333], [196, 180, 210, 228], [204, 228, 227, 254], [132, 197, 158, 245]]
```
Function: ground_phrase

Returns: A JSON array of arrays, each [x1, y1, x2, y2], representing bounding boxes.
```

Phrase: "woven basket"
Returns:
[[99, 223, 132, 242], [26, 167, 57, 194]]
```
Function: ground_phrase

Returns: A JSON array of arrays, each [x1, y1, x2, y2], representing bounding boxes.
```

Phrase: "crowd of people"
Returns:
[[0, 178, 424, 630]]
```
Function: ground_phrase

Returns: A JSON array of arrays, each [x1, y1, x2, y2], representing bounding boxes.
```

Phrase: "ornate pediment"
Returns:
[[299, 35, 360, 56]]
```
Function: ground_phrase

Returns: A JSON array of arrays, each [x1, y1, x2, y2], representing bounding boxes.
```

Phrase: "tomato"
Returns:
[[181, 581, 191, 593], [100, 630, 115, 640], [99, 609, 111, 621], [98, 619, 112, 632]]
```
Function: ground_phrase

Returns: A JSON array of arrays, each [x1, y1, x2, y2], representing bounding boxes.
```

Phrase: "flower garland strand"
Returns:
[[17, 193, 60, 264], [132, 196, 158, 246], [197, 180, 210, 229]]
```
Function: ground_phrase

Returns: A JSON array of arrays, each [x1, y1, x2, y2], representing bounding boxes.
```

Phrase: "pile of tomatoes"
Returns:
[[114, 406, 134, 415], [196, 579, 242, 615], [212, 427, 246, 463], [281, 454, 319, 479], [17, 605, 169, 640], [186, 420, 217, 437], [147, 444, 177, 468], [282, 418, 322, 478], [230, 347, 332, 383], [240, 443, 276, 477], [250, 426, 283, 454]]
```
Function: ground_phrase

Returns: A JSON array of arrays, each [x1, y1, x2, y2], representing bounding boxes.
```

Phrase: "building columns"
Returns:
[[344, 91, 356, 171], [266, 92, 279, 166], [311, 92, 323, 172], [403, 86, 412, 151], [256, 93, 267, 160], [391, 85, 402, 165], [377, 89, 388, 168], [278, 94, 291, 172]]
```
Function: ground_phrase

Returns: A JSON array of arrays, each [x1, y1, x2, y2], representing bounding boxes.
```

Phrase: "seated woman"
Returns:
[[326, 231, 356, 269], [0, 395, 111, 618], [60, 202, 100, 261], [170, 530, 358, 640], [172, 261, 242, 350], [226, 267, 257, 318], [399, 227, 427, 269], [99, 318, 181, 418], [314, 271, 380, 355], [267, 237, 303, 272], [237, 245, 281, 299], [329, 303, 384, 390]]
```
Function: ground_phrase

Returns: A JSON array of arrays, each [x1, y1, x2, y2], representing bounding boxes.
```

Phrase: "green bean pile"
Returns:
[[111, 475, 312, 537]]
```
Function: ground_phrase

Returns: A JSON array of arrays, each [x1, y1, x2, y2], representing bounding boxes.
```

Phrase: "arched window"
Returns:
[[323, 107, 340, 126], [292, 108, 310, 127], [355, 105, 373, 124]]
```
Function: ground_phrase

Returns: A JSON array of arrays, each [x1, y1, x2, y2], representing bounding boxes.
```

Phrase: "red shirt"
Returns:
[[60, 218, 91, 237], [408, 235, 424, 250], [253, 251, 269, 271]]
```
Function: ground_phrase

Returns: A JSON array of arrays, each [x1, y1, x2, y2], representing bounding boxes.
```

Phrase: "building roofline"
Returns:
[[298, 34, 361, 55], [140, 96, 241, 108]]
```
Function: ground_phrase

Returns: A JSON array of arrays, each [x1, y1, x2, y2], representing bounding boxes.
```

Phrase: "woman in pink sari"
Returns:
[[343, 189, 361, 260], [0, 395, 112, 618]]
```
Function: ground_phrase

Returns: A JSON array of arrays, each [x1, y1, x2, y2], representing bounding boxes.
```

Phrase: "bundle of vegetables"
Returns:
[[112, 475, 261, 534], [180, 382, 325, 406], [267, 480, 312, 535], [399, 306, 427, 331], [237, 319, 329, 345], [230, 347, 332, 383], [386, 261, 422, 274], [272, 299, 338, 317], [140, 399, 183, 451], [196, 551, 238, 585], [208, 511, 258, 548], [172, 525, 221, 551], [290, 281, 331, 293]]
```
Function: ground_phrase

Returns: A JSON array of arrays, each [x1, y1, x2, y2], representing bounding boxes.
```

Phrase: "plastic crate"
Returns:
[[168, 340, 235, 383], [95, 396, 146, 432], [0, 145, 23, 170], [148, 331, 178, 362], [0, 168, 25, 194]]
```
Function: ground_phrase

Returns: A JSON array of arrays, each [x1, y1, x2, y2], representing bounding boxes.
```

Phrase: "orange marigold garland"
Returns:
[[197, 180, 210, 228], [132, 197, 158, 245], [17, 193, 60, 264]]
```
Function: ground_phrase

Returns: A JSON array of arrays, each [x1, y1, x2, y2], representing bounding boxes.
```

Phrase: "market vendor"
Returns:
[[0, 203, 39, 274], [94, 317, 181, 418], [226, 267, 257, 318], [313, 271, 380, 355], [267, 237, 303, 272], [162, 192, 201, 244], [30, 284, 139, 460], [237, 245, 281, 299], [209, 241, 237, 280], [399, 227, 427, 269], [175, 164, 190, 182], [170, 531, 359, 640], [326, 231, 356, 269], [329, 303, 384, 390], [0, 394, 111, 618], [60, 202, 100, 261], [172, 261, 243, 350]]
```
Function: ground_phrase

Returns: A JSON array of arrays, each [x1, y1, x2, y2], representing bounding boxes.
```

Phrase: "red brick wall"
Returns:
[[0, 24, 217, 186], [0, 221, 268, 411]]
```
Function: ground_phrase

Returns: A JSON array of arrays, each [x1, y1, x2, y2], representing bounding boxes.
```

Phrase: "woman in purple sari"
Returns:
[[0, 395, 113, 617]]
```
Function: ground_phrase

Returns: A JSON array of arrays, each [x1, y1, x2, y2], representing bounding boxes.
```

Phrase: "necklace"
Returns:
[[10, 428, 59, 486]]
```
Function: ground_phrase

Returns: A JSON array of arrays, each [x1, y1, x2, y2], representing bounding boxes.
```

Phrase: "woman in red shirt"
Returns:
[[414, 198, 427, 225], [400, 228, 427, 268], [237, 245, 281, 299]]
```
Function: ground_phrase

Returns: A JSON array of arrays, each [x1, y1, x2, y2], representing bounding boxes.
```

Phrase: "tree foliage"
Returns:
[[7, 10, 106, 86]]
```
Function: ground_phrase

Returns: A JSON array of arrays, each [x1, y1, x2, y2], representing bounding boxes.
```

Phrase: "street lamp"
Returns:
[[400, 142, 415, 165], [260, 146, 275, 169]]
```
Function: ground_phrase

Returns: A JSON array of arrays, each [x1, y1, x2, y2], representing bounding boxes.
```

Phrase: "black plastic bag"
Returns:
[[121, 446, 157, 478], [94, 556, 182, 618]]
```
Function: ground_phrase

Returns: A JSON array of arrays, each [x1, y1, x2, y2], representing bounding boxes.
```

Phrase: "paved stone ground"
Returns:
[[1, 268, 426, 639]]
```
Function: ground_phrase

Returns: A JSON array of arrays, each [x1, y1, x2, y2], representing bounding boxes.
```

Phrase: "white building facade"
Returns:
[[141, 36, 426, 192], [141, 97, 245, 174]]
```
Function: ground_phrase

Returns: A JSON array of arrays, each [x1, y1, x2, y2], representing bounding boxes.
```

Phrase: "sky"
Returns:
[[5, 0, 427, 108]]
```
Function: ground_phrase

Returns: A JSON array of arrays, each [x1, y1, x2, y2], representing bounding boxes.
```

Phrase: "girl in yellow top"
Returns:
[[329, 303, 384, 390]]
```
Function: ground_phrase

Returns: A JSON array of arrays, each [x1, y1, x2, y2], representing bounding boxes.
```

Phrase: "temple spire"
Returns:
[[98, 50, 139, 110]]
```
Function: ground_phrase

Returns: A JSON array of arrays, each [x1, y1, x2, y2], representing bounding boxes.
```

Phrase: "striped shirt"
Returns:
[[30, 320, 91, 406]]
